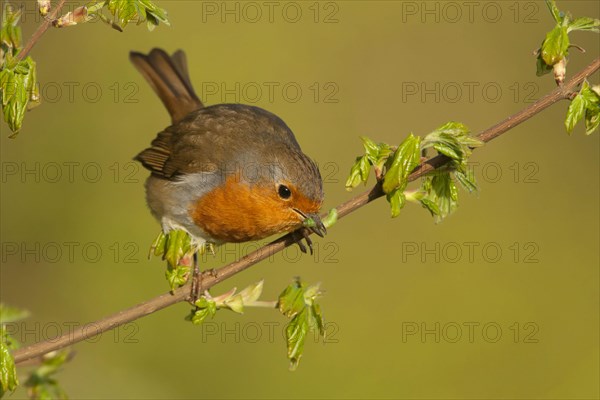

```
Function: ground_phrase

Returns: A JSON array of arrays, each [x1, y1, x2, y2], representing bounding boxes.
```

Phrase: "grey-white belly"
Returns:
[[144, 172, 222, 242]]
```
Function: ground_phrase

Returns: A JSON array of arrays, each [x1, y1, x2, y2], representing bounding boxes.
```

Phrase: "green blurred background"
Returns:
[[1, 0, 599, 398]]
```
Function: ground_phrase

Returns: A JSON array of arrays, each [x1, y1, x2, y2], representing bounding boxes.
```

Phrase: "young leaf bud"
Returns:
[[52, 6, 89, 28], [37, 0, 50, 16], [553, 57, 567, 85]]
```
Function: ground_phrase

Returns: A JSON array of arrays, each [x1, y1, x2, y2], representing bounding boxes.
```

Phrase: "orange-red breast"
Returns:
[[130, 48, 325, 251]]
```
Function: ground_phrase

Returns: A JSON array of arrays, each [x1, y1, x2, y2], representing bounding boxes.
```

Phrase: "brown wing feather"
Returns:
[[134, 130, 174, 177]]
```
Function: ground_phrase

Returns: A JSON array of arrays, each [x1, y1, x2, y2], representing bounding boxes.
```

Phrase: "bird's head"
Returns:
[[191, 144, 325, 243]]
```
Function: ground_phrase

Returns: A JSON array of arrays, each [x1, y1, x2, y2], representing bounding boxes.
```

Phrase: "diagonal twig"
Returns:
[[16, 0, 68, 61], [11, 57, 600, 365]]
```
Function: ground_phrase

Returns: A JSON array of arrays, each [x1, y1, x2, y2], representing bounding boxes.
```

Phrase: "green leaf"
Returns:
[[585, 107, 599, 135], [189, 281, 266, 322], [277, 280, 306, 318], [190, 308, 211, 325], [286, 308, 309, 371], [0, 57, 39, 136], [536, 3, 598, 79], [420, 173, 459, 223], [545, 0, 562, 23], [434, 121, 469, 135], [150, 231, 167, 257], [433, 142, 460, 160], [86, 1, 106, 15], [536, 48, 554, 77], [194, 297, 215, 312], [580, 82, 600, 105], [150, 229, 207, 290], [422, 122, 481, 167], [223, 295, 244, 314], [344, 158, 362, 190], [322, 208, 338, 229], [567, 17, 600, 33], [0, 326, 18, 353], [566, 92, 587, 134], [165, 265, 190, 291], [375, 144, 393, 171], [140, 0, 169, 27], [582, 83, 600, 135], [0, 304, 29, 324], [419, 197, 440, 217], [541, 26, 569, 66], [277, 279, 325, 370], [360, 136, 380, 162], [24, 350, 70, 400], [0, 336, 18, 396], [0, 3, 22, 65], [302, 283, 322, 304], [164, 230, 192, 269], [104, 0, 170, 30], [357, 156, 371, 182], [382, 134, 421, 194], [346, 137, 395, 191], [211, 287, 242, 313], [106, 0, 138, 28], [360, 136, 393, 169], [190, 296, 218, 325], [345, 156, 369, 190], [454, 167, 478, 193], [412, 122, 481, 222], [565, 81, 599, 135], [310, 303, 325, 338], [189, 296, 218, 325], [386, 188, 405, 218], [30, 351, 70, 379], [238, 280, 264, 304]]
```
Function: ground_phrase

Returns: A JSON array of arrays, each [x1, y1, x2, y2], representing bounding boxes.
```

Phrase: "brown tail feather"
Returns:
[[130, 48, 203, 124]]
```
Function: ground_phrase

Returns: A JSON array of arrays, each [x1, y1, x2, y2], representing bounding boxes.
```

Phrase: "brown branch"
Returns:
[[16, 0, 67, 61], [12, 56, 600, 365]]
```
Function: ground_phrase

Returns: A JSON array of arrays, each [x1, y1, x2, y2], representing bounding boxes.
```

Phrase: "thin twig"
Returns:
[[11, 57, 600, 365], [16, 0, 68, 61]]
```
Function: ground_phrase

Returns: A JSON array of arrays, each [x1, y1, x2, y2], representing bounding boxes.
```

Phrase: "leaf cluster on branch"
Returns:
[[346, 123, 483, 220], [536, 0, 600, 84], [0, 0, 169, 137], [1, 304, 70, 399]]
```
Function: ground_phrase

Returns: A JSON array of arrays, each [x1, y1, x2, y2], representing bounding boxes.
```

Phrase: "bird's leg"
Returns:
[[189, 252, 200, 303], [291, 227, 314, 255]]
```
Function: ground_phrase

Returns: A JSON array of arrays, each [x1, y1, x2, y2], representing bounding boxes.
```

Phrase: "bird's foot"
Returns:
[[292, 227, 315, 255], [189, 252, 200, 303]]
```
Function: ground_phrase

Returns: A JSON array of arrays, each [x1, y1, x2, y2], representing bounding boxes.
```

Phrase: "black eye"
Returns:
[[278, 184, 292, 199]]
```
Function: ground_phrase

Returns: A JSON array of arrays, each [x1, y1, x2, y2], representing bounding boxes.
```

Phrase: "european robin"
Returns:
[[130, 48, 326, 260]]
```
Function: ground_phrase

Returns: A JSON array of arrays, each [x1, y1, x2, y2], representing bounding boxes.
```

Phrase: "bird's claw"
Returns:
[[292, 227, 314, 255]]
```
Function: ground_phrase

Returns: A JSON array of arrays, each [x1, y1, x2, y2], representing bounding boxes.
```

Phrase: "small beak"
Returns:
[[295, 209, 327, 238]]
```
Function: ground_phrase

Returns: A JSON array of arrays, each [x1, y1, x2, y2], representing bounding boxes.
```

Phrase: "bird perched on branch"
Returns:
[[130, 48, 326, 262]]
